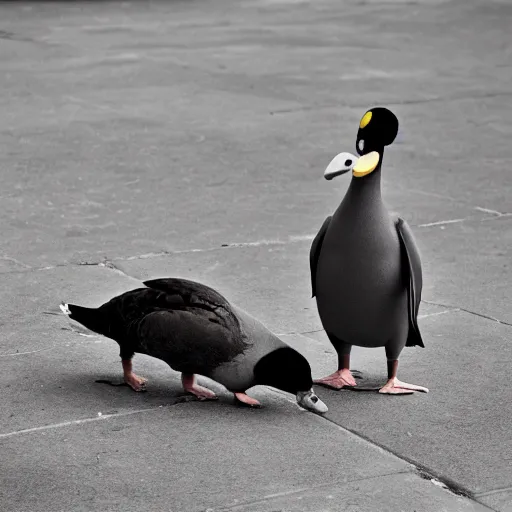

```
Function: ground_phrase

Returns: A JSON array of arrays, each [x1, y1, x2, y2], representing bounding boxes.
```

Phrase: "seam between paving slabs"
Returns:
[[0, 362, 501, 510], [0, 399, 202, 440], [1, 208, 511, 276], [266, 387, 497, 510], [208, 470, 413, 512], [2, 239, 509, 507], [5, 260, 512, 331], [0, 389, 500, 512], [269, 89, 512, 115], [319, 414, 498, 509], [475, 486, 512, 498], [325, 423, 501, 512], [422, 300, 512, 327]]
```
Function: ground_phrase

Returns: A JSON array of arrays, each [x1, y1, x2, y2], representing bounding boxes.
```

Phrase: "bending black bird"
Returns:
[[60, 277, 328, 413]]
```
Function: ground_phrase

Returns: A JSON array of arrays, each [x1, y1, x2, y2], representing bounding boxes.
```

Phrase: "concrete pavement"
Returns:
[[1, 0, 511, 510]]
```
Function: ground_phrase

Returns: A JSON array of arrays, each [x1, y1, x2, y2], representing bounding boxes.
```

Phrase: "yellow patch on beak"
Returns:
[[359, 111, 372, 129], [352, 151, 380, 177]]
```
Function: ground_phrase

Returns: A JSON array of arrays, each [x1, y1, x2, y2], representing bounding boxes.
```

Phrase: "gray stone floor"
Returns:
[[1, 1, 511, 510]]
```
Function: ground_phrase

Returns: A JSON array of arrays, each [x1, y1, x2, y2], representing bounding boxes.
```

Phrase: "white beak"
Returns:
[[296, 389, 328, 414], [324, 152, 358, 181]]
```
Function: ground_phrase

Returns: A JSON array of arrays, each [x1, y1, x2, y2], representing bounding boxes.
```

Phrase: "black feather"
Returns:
[[254, 347, 313, 393], [309, 216, 331, 298], [66, 304, 109, 335], [395, 218, 425, 348], [66, 279, 249, 375]]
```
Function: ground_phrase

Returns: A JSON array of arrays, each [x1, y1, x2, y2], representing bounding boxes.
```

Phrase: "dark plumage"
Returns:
[[310, 107, 429, 395], [61, 277, 327, 413]]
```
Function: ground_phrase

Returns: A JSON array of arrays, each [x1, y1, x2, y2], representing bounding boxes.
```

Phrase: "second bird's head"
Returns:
[[324, 107, 399, 181], [253, 347, 328, 415]]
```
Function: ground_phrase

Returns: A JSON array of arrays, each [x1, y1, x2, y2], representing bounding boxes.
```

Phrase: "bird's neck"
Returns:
[[346, 162, 383, 204]]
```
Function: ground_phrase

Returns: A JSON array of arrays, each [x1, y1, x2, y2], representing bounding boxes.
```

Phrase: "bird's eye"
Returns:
[[311, 395, 319, 404], [344, 159, 352, 167], [358, 140, 365, 152]]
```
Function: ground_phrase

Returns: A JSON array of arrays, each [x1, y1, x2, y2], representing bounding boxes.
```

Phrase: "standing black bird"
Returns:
[[60, 277, 328, 413], [310, 107, 429, 395]]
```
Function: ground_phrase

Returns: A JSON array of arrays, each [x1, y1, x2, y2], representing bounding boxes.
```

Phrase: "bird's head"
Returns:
[[324, 107, 399, 181], [253, 347, 328, 414]]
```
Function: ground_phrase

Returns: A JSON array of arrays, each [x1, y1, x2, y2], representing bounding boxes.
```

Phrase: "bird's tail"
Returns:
[[60, 302, 108, 336]]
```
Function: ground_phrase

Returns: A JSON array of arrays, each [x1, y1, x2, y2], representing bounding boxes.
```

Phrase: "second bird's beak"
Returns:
[[324, 152, 358, 181], [296, 389, 328, 414]]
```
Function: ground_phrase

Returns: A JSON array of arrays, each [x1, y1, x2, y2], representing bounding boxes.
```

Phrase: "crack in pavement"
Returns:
[[269, 89, 512, 115], [422, 300, 512, 327], [264, 388, 486, 507], [2, 216, 510, 335], [3, 389, 481, 509], [475, 485, 512, 498], [209, 470, 413, 511], [86, 260, 139, 280], [418, 209, 512, 229], [0, 255, 32, 269], [277, 328, 324, 337], [317, 415, 477, 502], [2, 261, 510, 334], [0, 345, 57, 358], [418, 309, 459, 319], [474, 207, 511, 217], [418, 218, 468, 228], [1, 343, 496, 507], [0, 238, 314, 276], [0, 399, 199, 440], [0, 349, 503, 508], [0, 203, 510, 276], [276, 305, 488, 339], [397, 188, 465, 203]]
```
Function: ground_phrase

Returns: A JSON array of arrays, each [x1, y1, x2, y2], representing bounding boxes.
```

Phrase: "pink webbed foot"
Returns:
[[181, 374, 218, 401], [314, 369, 357, 390], [379, 377, 429, 395], [124, 373, 148, 392], [121, 359, 148, 392], [234, 392, 261, 408]]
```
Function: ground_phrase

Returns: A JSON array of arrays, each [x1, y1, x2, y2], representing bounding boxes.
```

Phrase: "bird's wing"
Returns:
[[143, 277, 240, 334], [309, 216, 332, 297], [395, 217, 425, 348], [136, 309, 246, 375]]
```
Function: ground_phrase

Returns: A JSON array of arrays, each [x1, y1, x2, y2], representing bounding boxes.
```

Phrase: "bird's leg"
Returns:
[[122, 358, 148, 392], [234, 392, 261, 408], [379, 359, 429, 395], [314, 341, 357, 390], [181, 373, 217, 400]]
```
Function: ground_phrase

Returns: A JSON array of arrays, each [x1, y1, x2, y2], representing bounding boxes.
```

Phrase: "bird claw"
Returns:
[[314, 369, 358, 389], [379, 378, 429, 395], [234, 392, 261, 408], [124, 374, 148, 392]]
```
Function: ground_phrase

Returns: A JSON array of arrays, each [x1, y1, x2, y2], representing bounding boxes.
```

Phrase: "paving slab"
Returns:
[[1, 0, 511, 269], [209, 473, 491, 512], [114, 211, 512, 336], [0, 250, 442, 428], [420, 216, 512, 324], [114, 241, 512, 497], [478, 491, 512, 512], [0, 265, 140, 357], [307, 311, 512, 496], [0, 265, 464, 512], [113, 243, 322, 336], [0, 398, 488, 512], [0, 241, 506, 511]]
